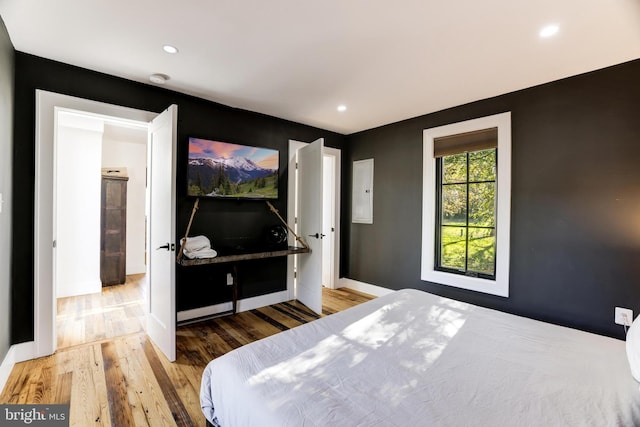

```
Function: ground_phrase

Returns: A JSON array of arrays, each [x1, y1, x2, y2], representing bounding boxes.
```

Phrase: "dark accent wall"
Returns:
[[11, 52, 346, 344], [345, 58, 640, 339], [0, 17, 14, 363]]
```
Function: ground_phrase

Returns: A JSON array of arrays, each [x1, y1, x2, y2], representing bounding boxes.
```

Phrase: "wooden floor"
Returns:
[[1, 287, 373, 426], [57, 274, 146, 349]]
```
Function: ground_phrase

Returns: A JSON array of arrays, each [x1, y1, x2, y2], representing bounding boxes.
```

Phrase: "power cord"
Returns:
[[622, 313, 630, 335]]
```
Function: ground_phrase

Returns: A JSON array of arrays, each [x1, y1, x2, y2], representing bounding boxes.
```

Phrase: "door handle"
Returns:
[[308, 233, 326, 239], [157, 243, 170, 250]]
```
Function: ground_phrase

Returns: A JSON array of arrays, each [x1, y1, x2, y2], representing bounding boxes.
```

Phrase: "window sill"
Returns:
[[421, 268, 508, 297]]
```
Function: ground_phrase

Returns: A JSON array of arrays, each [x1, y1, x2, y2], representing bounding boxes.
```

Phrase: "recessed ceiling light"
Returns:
[[163, 44, 179, 54], [539, 24, 559, 38], [337, 105, 347, 112], [149, 73, 169, 84]]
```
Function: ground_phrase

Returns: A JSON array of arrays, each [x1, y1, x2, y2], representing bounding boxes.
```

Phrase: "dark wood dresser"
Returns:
[[100, 168, 128, 286]]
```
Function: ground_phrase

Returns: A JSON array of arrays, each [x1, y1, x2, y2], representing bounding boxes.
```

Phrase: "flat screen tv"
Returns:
[[187, 137, 279, 199]]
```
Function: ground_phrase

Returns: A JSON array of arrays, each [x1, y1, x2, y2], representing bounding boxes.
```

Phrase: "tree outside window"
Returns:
[[436, 148, 496, 278]]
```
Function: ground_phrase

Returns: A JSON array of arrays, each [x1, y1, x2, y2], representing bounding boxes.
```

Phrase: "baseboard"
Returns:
[[237, 290, 289, 312], [0, 341, 36, 394], [177, 290, 290, 323], [338, 278, 394, 297], [56, 279, 102, 298], [126, 265, 147, 276]]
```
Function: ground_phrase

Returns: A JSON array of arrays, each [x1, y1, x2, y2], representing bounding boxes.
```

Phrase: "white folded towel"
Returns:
[[183, 248, 218, 259], [180, 235, 217, 259], [182, 235, 211, 252]]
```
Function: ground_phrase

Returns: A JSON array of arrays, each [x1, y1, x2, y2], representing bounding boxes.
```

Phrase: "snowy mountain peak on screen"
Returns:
[[189, 157, 266, 171], [226, 156, 260, 171], [188, 156, 275, 184]]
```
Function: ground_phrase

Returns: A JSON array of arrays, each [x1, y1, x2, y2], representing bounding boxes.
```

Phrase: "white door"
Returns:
[[296, 138, 324, 314], [147, 105, 178, 362]]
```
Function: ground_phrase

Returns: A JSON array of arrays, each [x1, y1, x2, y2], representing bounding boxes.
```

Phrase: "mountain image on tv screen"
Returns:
[[187, 137, 279, 199]]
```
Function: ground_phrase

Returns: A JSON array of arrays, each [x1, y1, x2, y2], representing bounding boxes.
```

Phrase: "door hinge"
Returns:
[[53, 240, 57, 248]]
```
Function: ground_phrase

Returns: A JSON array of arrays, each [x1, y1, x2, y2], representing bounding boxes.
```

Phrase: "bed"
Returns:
[[200, 289, 640, 426]]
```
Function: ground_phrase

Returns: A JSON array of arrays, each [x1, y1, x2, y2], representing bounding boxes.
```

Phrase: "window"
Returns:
[[436, 148, 496, 278], [422, 113, 511, 297]]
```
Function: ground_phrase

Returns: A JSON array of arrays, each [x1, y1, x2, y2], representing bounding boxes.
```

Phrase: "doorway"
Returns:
[[287, 140, 341, 306], [54, 109, 149, 349], [33, 90, 172, 359]]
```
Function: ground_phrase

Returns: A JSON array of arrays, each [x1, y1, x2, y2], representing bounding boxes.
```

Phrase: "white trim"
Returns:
[[323, 146, 341, 290], [421, 112, 511, 298], [287, 140, 306, 300], [35, 90, 156, 358], [55, 280, 103, 299], [0, 342, 36, 393], [177, 290, 290, 322], [177, 302, 233, 322], [337, 278, 394, 297], [238, 290, 289, 312]]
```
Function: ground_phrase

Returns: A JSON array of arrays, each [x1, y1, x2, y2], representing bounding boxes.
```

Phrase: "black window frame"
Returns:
[[434, 149, 497, 280]]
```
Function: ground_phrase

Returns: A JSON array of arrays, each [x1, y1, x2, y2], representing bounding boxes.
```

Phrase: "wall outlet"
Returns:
[[226, 273, 234, 286], [615, 307, 633, 326]]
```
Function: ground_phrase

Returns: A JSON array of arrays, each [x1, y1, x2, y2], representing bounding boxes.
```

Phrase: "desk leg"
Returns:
[[232, 263, 238, 314]]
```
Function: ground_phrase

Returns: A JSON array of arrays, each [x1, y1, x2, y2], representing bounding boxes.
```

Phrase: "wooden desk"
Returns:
[[177, 246, 310, 317]]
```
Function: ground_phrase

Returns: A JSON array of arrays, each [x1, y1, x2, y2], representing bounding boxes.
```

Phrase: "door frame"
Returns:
[[287, 140, 341, 300], [322, 146, 341, 290], [34, 90, 156, 358]]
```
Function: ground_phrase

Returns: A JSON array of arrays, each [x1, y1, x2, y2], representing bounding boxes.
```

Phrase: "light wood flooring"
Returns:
[[1, 286, 373, 426], [57, 274, 146, 349]]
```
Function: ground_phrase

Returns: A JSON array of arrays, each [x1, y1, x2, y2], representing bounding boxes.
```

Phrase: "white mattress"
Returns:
[[201, 289, 640, 426]]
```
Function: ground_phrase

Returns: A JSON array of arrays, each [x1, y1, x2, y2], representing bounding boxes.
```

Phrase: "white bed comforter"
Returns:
[[201, 289, 640, 426]]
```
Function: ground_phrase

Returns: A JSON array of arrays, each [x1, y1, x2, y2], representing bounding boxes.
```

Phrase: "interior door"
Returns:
[[297, 138, 324, 314], [147, 105, 178, 362]]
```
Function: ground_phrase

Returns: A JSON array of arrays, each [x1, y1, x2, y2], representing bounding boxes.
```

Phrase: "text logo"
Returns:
[[0, 405, 69, 426]]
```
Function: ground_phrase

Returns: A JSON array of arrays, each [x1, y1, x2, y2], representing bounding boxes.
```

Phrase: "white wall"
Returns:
[[101, 124, 147, 275], [0, 15, 15, 369], [54, 116, 147, 299], [55, 114, 103, 298]]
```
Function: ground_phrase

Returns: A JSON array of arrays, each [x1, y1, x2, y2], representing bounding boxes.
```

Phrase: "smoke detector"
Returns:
[[149, 73, 169, 84]]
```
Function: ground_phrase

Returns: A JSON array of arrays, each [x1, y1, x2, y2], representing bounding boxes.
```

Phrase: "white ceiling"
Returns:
[[1, 0, 639, 135]]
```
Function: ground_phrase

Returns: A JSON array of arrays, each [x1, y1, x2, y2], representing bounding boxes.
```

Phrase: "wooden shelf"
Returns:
[[177, 245, 310, 318], [177, 246, 310, 267]]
